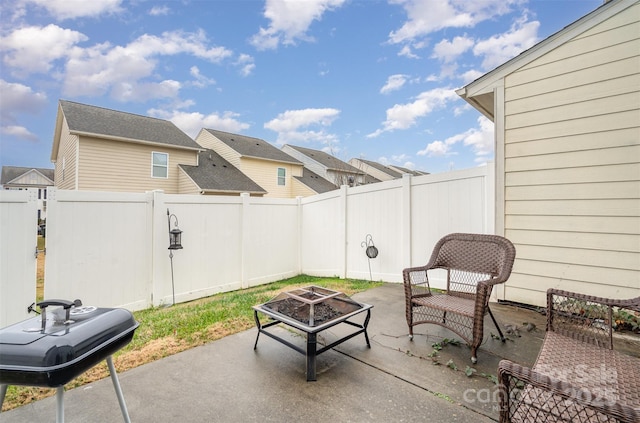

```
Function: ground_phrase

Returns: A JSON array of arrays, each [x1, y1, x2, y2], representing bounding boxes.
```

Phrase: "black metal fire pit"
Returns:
[[252, 286, 372, 381], [0, 299, 139, 423]]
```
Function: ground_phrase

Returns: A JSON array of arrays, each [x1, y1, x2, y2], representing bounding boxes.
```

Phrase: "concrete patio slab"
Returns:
[[0, 283, 548, 422]]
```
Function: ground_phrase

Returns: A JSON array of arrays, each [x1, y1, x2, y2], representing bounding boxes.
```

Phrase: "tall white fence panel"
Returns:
[[0, 189, 39, 326], [300, 188, 345, 277], [345, 178, 406, 282], [44, 189, 153, 311]]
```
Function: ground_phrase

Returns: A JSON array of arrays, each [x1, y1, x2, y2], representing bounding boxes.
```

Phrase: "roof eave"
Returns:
[[71, 130, 203, 152]]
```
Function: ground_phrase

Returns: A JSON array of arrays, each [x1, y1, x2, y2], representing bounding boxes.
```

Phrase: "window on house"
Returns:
[[277, 167, 286, 186], [62, 157, 66, 181], [152, 152, 168, 178]]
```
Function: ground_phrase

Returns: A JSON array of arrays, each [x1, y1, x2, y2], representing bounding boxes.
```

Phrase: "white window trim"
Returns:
[[277, 167, 286, 186], [152, 151, 169, 179]]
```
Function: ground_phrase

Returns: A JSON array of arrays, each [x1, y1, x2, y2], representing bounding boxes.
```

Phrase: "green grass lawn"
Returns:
[[2, 275, 383, 411]]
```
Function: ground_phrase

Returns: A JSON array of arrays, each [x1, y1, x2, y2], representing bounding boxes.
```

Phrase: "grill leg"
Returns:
[[0, 384, 7, 410], [56, 386, 64, 423], [106, 356, 132, 423]]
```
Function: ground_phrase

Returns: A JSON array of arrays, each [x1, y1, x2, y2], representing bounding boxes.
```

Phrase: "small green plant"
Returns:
[[446, 359, 457, 370], [481, 373, 499, 385], [464, 366, 477, 377]]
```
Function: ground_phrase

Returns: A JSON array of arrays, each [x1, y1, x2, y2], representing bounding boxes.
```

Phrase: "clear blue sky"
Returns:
[[1, 0, 603, 174]]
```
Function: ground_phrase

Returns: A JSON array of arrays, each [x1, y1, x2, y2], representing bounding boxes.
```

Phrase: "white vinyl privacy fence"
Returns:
[[1, 164, 494, 326]]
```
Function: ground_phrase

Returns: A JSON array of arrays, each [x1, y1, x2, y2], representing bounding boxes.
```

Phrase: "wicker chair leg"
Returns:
[[488, 307, 505, 342]]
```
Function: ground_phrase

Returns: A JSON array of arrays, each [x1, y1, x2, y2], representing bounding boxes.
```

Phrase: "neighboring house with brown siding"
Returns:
[[1, 166, 54, 221], [51, 100, 203, 193], [282, 144, 365, 187], [195, 129, 306, 198], [457, 0, 640, 305]]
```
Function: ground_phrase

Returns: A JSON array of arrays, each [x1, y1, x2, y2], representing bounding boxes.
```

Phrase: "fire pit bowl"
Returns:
[[253, 286, 372, 381], [261, 286, 365, 329]]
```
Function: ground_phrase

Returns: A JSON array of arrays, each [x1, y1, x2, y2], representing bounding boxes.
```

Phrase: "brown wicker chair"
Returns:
[[402, 233, 516, 363], [499, 289, 640, 423]]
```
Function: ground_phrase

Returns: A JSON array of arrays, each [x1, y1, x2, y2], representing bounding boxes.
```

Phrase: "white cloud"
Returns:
[[149, 5, 170, 16], [62, 30, 233, 101], [0, 79, 47, 141], [1, 125, 38, 141], [25, 0, 123, 20], [417, 116, 494, 161], [264, 108, 340, 145], [250, 0, 346, 50], [367, 87, 459, 137], [398, 45, 419, 59], [388, 0, 523, 44], [392, 154, 410, 163], [0, 24, 88, 75], [380, 74, 408, 94], [189, 66, 216, 88], [432, 35, 474, 64], [473, 17, 540, 71], [149, 109, 250, 139], [235, 54, 255, 77]]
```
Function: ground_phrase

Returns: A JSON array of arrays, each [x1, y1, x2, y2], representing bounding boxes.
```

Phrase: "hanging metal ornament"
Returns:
[[361, 234, 378, 281]]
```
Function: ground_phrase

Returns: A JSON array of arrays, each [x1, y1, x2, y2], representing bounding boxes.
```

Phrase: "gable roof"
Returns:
[[179, 150, 267, 195], [1, 166, 55, 185], [202, 129, 302, 165], [388, 165, 429, 176], [293, 168, 338, 194], [355, 158, 402, 179], [456, 0, 633, 119], [52, 100, 201, 161], [284, 144, 363, 174]]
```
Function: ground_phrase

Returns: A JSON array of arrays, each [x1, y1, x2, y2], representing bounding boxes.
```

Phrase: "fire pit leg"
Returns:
[[306, 332, 317, 381], [106, 355, 132, 423]]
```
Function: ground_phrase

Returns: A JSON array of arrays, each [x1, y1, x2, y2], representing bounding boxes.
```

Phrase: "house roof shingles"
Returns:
[[285, 145, 363, 174], [59, 100, 201, 150], [1, 166, 55, 185], [203, 129, 301, 165], [294, 168, 338, 194], [180, 150, 267, 195], [356, 158, 402, 179]]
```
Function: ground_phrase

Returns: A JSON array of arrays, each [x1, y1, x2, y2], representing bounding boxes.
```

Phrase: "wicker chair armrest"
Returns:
[[498, 360, 639, 423], [546, 289, 640, 347], [548, 289, 640, 311]]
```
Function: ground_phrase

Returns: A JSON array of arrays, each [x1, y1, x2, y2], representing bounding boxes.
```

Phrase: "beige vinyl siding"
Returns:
[[291, 179, 316, 197], [77, 137, 198, 193], [195, 131, 241, 168], [238, 157, 303, 198], [55, 117, 78, 190], [177, 168, 201, 195], [501, 5, 640, 306]]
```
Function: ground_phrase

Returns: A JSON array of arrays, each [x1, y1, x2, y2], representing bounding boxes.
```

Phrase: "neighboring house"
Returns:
[[293, 168, 340, 196], [457, 0, 640, 305], [51, 100, 203, 193], [178, 150, 267, 196], [282, 144, 366, 187], [388, 165, 429, 177], [195, 129, 305, 198], [349, 158, 402, 181], [1, 166, 54, 221]]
